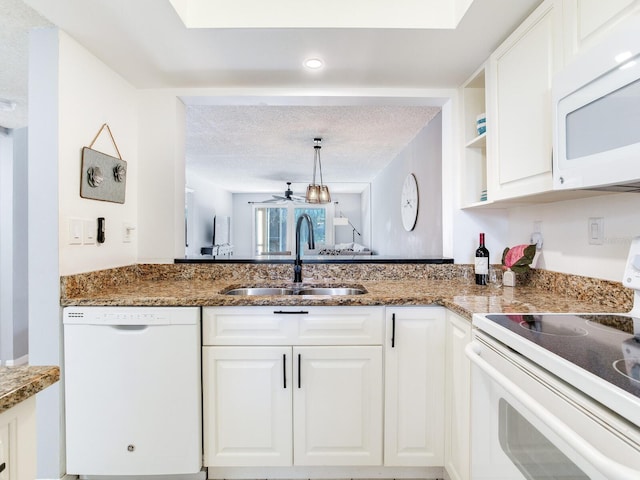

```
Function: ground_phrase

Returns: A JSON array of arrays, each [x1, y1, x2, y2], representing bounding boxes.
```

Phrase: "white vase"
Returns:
[[503, 269, 516, 287]]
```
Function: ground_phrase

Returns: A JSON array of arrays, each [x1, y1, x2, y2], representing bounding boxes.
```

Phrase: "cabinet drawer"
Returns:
[[203, 307, 298, 345], [297, 307, 384, 345], [203, 307, 384, 346]]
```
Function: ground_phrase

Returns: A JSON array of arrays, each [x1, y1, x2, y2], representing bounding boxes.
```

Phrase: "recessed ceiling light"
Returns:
[[0, 98, 16, 112], [304, 58, 324, 70]]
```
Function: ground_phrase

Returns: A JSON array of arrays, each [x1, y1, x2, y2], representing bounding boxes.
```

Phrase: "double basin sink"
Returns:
[[223, 285, 367, 296]]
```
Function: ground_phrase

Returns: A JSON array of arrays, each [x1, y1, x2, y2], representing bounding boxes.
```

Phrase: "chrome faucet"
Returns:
[[294, 213, 315, 283]]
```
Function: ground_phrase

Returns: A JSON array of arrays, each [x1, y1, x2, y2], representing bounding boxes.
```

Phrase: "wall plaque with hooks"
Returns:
[[80, 123, 127, 204]]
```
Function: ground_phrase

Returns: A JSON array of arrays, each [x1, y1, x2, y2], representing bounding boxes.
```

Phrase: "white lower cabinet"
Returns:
[[203, 305, 469, 475], [202, 306, 384, 468], [444, 310, 472, 480], [384, 307, 445, 466], [0, 396, 36, 480], [294, 346, 383, 466], [203, 346, 292, 466]]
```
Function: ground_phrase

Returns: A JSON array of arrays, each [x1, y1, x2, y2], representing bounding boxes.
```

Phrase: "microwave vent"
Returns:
[[589, 181, 640, 193]]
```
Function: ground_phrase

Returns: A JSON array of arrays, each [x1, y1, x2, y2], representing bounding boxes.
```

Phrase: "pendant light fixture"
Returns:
[[305, 137, 331, 204]]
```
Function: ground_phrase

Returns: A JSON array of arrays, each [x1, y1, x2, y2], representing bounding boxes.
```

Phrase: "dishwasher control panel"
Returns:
[[63, 306, 198, 325]]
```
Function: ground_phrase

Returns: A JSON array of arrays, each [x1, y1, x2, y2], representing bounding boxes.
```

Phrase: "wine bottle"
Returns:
[[475, 233, 489, 285]]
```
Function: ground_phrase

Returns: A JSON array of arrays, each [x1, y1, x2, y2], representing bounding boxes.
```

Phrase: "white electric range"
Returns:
[[467, 238, 640, 479]]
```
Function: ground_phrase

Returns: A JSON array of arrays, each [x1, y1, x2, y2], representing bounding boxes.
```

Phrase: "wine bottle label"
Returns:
[[475, 257, 489, 274]]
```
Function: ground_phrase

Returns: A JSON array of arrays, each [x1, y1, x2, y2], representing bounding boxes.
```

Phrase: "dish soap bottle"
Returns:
[[475, 233, 489, 285]]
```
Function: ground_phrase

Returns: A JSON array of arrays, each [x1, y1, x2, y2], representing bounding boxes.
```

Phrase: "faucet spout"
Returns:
[[294, 213, 315, 283]]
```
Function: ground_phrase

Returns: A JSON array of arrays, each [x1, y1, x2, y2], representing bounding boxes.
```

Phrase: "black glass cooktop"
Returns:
[[486, 314, 640, 400]]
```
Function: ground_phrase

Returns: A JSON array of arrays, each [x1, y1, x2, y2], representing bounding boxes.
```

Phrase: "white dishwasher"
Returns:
[[63, 306, 203, 478]]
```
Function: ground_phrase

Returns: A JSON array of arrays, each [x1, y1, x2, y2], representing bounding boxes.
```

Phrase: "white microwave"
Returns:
[[553, 14, 640, 192]]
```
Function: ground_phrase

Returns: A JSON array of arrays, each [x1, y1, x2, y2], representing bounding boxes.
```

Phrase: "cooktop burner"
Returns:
[[485, 313, 640, 401], [518, 317, 589, 337]]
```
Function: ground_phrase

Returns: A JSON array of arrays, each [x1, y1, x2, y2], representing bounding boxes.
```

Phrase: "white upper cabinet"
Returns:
[[486, 0, 563, 201], [562, 0, 640, 59]]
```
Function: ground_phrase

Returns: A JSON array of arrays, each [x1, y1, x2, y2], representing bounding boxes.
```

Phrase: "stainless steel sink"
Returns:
[[222, 285, 367, 296], [296, 287, 367, 296], [224, 287, 295, 296]]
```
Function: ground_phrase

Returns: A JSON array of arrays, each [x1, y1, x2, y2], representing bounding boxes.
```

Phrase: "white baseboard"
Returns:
[[77, 471, 206, 480], [37, 476, 78, 480], [5, 354, 28, 366], [206, 466, 446, 479]]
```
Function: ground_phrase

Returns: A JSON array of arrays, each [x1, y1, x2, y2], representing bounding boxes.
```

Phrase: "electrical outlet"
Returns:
[[588, 217, 604, 245], [530, 221, 543, 249]]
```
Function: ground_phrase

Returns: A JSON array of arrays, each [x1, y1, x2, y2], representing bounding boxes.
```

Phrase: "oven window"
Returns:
[[498, 399, 588, 479]]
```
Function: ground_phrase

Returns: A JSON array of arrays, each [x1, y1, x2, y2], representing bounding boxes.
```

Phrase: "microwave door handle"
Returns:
[[465, 342, 640, 480]]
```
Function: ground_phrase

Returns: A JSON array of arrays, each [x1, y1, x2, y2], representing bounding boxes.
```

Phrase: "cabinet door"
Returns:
[[384, 307, 445, 466], [203, 346, 292, 467], [563, 0, 639, 58], [488, 0, 562, 200], [444, 310, 472, 480], [293, 346, 383, 466]]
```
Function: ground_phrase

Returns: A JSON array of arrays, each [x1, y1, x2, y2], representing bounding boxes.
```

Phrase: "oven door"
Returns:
[[466, 331, 640, 480]]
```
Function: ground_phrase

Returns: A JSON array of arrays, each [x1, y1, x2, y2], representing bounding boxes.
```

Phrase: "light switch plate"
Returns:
[[68, 219, 83, 245], [83, 220, 96, 244], [122, 222, 135, 243]]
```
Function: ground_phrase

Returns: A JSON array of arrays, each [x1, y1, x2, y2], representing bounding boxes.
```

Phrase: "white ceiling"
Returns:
[[5, 0, 542, 192]]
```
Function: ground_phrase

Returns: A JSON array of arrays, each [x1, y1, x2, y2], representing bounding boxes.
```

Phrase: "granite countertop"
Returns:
[[0, 365, 60, 414], [60, 276, 629, 321]]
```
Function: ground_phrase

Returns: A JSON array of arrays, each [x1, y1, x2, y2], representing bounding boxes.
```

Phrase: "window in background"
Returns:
[[253, 204, 333, 255], [255, 207, 287, 254]]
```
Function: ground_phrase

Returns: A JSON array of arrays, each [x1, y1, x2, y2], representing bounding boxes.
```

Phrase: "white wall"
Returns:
[[185, 171, 233, 257], [57, 34, 139, 276], [507, 193, 640, 282], [137, 91, 186, 263], [371, 111, 443, 256], [333, 194, 364, 245]]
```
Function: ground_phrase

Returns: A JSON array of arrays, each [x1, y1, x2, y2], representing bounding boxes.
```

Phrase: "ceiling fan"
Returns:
[[262, 182, 306, 203]]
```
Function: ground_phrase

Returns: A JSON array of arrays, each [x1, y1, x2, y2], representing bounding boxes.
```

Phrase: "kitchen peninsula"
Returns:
[[59, 262, 634, 480]]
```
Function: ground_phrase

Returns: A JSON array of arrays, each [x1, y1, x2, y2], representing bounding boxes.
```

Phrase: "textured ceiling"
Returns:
[[186, 104, 441, 193], [0, 0, 50, 129]]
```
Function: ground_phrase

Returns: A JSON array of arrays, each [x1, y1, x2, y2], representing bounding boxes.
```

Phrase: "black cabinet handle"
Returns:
[[298, 354, 301, 388], [283, 354, 287, 389], [391, 313, 396, 348], [0, 462, 5, 473], [273, 310, 309, 315]]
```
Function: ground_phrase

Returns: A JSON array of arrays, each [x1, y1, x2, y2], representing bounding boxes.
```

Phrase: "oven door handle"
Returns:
[[465, 341, 640, 480]]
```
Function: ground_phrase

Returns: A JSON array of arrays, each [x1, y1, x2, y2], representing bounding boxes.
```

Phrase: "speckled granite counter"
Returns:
[[60, 263, 633, 321], [0, 366, 60, 414]]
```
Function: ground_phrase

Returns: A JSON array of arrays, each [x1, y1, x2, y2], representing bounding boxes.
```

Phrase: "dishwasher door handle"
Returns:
[[110, 325, 149, 331]]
